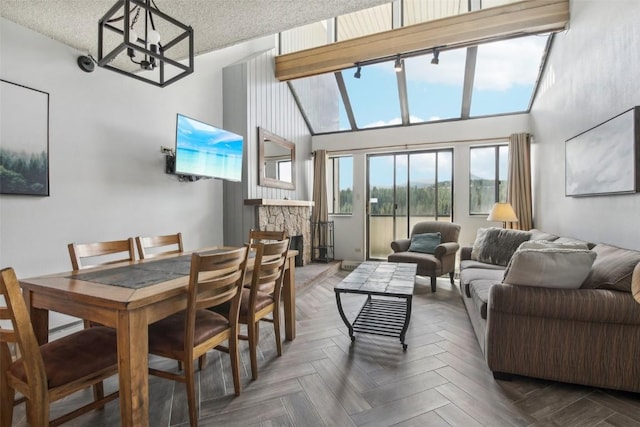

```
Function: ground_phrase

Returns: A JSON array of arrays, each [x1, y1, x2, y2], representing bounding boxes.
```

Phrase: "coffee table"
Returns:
[[334, 261, 416, 350]]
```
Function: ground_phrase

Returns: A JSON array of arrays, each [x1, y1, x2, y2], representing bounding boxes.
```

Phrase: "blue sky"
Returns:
[[339, 35, 547, 129], [332, 35, 547, 189]]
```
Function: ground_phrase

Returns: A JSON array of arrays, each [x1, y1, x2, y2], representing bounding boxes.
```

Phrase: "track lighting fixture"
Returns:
[[431, 48, 440, 65], [394, 56, 403, 72], [354, 66, 361, 79]]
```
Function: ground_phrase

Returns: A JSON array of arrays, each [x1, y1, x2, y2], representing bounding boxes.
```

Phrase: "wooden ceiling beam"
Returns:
[[275, 0, 569, 81]]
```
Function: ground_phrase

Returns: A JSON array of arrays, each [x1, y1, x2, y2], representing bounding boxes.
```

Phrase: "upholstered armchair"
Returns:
[[388, 221, 461, 292]]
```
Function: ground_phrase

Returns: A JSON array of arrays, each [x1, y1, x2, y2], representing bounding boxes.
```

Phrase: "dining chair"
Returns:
[[248, 229, 287, 245], [68, 238, 136, 270], [224, 239, 290, 381], [68, 238, 136, 329], [0, 267, 119, 427], [147, 247, 249, 427], [247, 229, 288, 292], [135, 232, 184, 260]]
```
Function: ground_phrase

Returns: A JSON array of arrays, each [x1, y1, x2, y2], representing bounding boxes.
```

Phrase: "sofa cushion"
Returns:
[[503, 247, 596, 289], [460, 259, 506, 271], [471, 227, 531, 267], [528, 229, 559, 241], [460, 268, 505, 297], [581, 244, 640, 292], [469, 280, 498, 319], [408, 232, 441, 254], [554, 236, 596, 250]]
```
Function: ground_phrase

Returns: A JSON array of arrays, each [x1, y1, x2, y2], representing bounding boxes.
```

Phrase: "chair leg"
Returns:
[[228, 333, 241, 396], [198, 354, 207, 370], [248, 320, 259, 380], [430, 276, 437, 292], [449, 271, 455, 285], [272, 306, 282, 357], [0, 345, 14, 427], [92, 382, 105, 402], [27, 397, 49, 427], [184, 358, 198, 427]]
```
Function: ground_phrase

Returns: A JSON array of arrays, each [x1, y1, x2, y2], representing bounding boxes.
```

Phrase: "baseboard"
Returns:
[[341, 260, 362, 271]]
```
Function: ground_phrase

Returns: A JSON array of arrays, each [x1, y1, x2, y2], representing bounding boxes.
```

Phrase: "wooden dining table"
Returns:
[[18, 246, 298, 427]]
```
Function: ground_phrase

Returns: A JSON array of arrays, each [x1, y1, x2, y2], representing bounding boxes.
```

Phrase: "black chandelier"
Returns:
[[95, 0, 194, 87]]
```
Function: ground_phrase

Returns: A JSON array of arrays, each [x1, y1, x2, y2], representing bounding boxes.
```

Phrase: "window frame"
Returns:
[[469, 144, 509, 215], [328, 155, 353, 215]]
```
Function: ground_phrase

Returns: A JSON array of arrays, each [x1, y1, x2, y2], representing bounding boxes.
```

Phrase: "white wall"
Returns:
[[0, 19, 272, 328], [312, 114, 530, 261], [530, 0, 640, 250]]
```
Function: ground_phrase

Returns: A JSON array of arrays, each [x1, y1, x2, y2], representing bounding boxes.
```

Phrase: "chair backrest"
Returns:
[[410, 221, 461, 244], [68, 238, 136, 270], [136, 233, 184, 260], [248, 229, 288, 245], [248, 239, 290, 301], [0, 268, 47, 400], [184, 247, 249, 348]]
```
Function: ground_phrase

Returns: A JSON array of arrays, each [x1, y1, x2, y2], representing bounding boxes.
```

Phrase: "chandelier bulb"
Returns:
[[148, 30, 161, 45], [129, 29, 138, 44]]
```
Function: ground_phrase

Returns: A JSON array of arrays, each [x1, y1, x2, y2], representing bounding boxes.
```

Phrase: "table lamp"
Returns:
[[487, 202, 518, 228]]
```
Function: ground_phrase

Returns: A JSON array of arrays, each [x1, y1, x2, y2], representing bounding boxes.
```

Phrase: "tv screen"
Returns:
[[174, 114, 244, 181]]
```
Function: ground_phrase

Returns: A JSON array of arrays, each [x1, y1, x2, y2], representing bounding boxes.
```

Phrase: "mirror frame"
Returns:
[[258, 127, 296, 190]]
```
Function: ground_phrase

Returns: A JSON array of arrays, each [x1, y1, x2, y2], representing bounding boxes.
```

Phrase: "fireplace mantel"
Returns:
[[245, 199, 314, 265], [244, 199, 314, 207]]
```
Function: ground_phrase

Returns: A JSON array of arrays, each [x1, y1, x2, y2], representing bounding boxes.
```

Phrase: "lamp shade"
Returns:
[[487, 203, 518, 222]]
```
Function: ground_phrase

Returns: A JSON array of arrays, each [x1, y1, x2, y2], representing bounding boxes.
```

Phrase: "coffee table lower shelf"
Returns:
[[336, 293, 412, 350]]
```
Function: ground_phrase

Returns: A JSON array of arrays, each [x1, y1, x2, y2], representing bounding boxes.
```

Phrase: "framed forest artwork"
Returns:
[[0, 79, 50, 196]]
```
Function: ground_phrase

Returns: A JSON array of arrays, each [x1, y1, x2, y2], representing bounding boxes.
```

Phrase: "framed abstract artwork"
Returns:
[[0, 79, 50, 196], [565, 106, 639, 197]]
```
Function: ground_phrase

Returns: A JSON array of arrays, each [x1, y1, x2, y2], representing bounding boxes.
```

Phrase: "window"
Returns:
[[469, 145, 508, 215], [277, 160, 292, 182], [328, 156, 353, 214]]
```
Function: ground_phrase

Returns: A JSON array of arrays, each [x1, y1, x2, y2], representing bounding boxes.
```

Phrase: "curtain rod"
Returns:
[[313, 135, 515, 156]]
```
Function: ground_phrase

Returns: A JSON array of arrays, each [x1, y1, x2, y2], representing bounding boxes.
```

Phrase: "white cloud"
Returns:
[[397, 35, 548, 91]]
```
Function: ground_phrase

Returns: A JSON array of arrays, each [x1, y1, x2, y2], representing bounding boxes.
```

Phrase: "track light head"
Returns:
[[394, 56, 403, 72], [431, 49, 440, 65], [354, 66, 361, 79]]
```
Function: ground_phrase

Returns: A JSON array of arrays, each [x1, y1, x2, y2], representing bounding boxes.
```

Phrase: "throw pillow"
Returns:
[[503, 248, 596, 289], [471, 227, 531, 267], [408, 232, 441, 254], [580, 244, 640, 292], [528, 229, 559, 242], [518, 240, 589, 251]]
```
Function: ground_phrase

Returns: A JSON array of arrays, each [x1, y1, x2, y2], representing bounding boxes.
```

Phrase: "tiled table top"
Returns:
[[335, 261, 416, 297]]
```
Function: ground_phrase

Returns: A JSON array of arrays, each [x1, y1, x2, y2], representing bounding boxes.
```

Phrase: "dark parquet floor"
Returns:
[[9, 262, 640, 426]]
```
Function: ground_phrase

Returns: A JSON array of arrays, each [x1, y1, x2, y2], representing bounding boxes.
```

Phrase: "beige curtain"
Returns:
[[506, 133, 533, 231], [311, 150, 329, 249]]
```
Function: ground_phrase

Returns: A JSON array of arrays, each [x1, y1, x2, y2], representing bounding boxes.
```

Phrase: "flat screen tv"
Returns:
[[174, 114, 244, 181]]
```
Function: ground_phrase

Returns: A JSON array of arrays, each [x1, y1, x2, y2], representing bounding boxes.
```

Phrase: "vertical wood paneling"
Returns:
[[223, 47, 312, 245]]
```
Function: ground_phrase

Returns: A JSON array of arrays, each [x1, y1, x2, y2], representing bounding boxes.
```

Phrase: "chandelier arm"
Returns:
[[106, 5, 139, 24]]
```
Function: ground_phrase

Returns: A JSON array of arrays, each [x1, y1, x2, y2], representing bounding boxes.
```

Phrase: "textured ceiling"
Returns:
[[0, 0, 391, 58]]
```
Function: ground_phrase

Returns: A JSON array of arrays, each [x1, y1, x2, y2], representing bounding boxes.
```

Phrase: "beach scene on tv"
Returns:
[[175, 114, 243, 181]]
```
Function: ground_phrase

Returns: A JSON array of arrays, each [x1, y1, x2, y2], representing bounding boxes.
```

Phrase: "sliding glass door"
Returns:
[[367, 149, 453, 259]]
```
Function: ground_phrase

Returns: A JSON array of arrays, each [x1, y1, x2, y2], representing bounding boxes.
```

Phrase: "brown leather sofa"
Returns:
[[459, 229, 640, 393], [388, 221, 461, 292]]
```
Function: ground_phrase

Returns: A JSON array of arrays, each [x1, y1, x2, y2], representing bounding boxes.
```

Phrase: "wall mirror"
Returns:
[[258, 127, 295, 190]]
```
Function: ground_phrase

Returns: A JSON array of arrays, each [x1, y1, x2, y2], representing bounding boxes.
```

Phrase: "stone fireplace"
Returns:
[[244, 199, 314, 265]]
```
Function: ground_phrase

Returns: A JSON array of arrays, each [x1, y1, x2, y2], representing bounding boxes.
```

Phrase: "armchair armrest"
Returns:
[[391, 238, 411, 253], [434, 242, 459, 258], [489, 284, 640, 325], [460, 246, 472, 261]]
